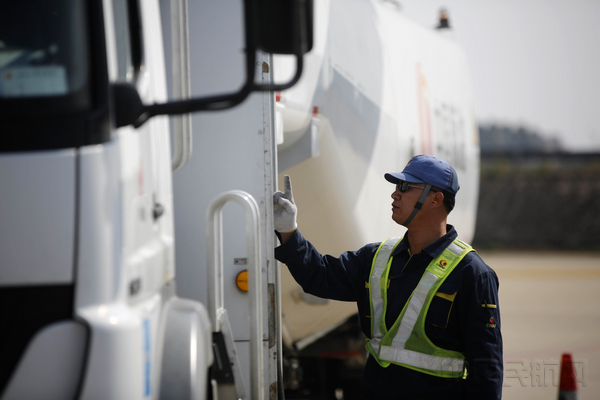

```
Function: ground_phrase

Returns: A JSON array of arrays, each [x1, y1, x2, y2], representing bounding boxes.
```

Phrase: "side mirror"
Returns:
[[255, 0, 314, 55], [113, 0, 314, 128]]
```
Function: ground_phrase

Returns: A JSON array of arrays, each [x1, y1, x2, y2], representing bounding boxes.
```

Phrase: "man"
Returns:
[[436, 8, 451, 29], [273, 155, 503, 399]]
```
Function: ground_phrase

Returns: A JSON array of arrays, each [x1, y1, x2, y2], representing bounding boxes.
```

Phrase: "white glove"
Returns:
[[273, 175, 297, 233]]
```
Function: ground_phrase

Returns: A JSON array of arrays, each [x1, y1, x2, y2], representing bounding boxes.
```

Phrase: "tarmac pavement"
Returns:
[[480, 251, 600, 400]]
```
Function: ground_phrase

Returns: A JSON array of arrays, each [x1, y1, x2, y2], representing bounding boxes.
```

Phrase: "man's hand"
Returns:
[[273, 175, 297, 234]]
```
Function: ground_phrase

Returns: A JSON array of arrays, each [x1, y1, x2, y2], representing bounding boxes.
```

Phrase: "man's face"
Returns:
[[390, 181, 428, 226]]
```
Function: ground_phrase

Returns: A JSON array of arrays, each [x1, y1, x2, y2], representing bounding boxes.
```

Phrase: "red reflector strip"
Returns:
[[313, 106, 319, 116], [275, 91, 281, 102]]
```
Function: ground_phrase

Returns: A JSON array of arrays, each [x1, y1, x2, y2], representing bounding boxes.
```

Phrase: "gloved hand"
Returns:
[[273, 175, 297, 233]]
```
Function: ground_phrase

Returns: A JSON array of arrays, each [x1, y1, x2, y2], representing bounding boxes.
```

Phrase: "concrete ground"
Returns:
[[480, 251, 600, 400]]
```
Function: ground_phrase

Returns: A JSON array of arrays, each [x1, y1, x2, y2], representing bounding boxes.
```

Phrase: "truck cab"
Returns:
[[0, 1, 312, 399]]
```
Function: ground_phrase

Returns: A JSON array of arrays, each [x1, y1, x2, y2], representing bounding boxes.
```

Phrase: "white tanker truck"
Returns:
[[0, 0, 478, 399]]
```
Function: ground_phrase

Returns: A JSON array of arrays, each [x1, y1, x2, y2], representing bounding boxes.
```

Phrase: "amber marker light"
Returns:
[[236, 270, 249, 292]]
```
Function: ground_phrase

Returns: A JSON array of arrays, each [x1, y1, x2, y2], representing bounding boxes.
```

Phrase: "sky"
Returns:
[[399, 0, 600, 152]]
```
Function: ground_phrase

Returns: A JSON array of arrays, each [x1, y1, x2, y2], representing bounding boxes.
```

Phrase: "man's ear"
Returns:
[[431, 192, 444, 207]]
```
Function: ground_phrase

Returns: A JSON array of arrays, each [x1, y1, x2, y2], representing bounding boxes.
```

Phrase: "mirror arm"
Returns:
[[134, 83, 253, 128], [132, 0, 260, 128], [135, 49, 303, 128], [133, 56, 256, 127], [128, 0, 310, 128]]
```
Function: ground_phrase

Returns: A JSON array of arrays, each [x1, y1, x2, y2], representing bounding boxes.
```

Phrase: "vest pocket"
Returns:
[[426, 292, 456, 329]]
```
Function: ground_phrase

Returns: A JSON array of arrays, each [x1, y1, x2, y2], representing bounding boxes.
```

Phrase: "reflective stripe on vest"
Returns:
[[366, 237, 474, 378], [369, 237, 402, 339]]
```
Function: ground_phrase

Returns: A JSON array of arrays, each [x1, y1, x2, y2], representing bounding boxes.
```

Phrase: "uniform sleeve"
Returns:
[[460, 256, 504, 399], [274, 229, 376, 302]]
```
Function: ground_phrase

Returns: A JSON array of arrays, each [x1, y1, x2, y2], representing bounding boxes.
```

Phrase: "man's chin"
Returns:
[[391, 215, 405, 226]]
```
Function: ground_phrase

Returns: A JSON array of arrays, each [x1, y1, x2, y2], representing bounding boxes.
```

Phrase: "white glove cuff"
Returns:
[[275, 219, 297, 233]]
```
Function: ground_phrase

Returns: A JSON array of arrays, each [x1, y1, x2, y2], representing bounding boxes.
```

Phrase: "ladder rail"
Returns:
[[206, 190, 264, 400]]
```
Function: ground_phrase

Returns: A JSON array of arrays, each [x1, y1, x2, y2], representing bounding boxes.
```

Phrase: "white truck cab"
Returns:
[[0, 1, 312, 399]]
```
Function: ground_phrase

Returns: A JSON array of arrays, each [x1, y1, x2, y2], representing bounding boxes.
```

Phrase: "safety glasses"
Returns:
[[395, 181, 426, 193], [395, 181, 439, 193]]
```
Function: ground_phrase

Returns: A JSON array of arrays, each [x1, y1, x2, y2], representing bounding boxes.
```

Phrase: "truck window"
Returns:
[[0, 0, 88, 98], [112, 0, 143, 82], [0, 0, 113, 153], [113, 0, 132, 80]]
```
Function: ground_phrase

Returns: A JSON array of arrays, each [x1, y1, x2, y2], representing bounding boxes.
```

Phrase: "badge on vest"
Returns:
[[486, 317, 497, 328], [436, 259, 448, 269]]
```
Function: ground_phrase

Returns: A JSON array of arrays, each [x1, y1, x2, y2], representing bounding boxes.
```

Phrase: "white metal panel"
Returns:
[[78, 294, 162, 400], [75, 142, 122, 308], [114, 0, 175, 307], [172, 89, 275, 395], [76, 2, 179, 398], [0, 150, 76, 286], [169, 1, 278, 396], [142, 0, 176, 292]]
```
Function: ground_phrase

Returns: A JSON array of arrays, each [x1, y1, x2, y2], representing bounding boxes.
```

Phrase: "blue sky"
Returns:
[[400, 0, 600, 152]]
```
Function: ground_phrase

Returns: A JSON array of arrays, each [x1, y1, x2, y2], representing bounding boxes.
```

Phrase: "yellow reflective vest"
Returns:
[[366, 237, 474, 378]]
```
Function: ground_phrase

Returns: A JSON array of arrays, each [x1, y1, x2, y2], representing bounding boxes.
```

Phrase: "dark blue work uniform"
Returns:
[[275, 225, 503, 399]]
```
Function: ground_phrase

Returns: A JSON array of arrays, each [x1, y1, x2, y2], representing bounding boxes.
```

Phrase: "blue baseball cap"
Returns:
[[384, 155, 460, 195]]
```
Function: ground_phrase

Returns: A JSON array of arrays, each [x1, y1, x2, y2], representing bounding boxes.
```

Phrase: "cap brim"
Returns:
[[384, 172, 426, 184]]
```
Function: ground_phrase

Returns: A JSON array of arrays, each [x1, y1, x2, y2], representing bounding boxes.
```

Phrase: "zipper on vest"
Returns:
[[399, 252, 413, 278]]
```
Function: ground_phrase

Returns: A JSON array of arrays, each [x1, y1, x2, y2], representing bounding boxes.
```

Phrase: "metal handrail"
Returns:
[[171, 0, 192, 172], [206, 190, 264, 400]]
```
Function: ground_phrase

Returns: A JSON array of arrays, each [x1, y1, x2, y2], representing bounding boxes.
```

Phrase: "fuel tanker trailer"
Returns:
[[271, 1, 480, 397]]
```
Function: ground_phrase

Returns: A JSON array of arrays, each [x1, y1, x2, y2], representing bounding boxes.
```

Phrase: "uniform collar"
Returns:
[[391, 224, 458, 258]]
